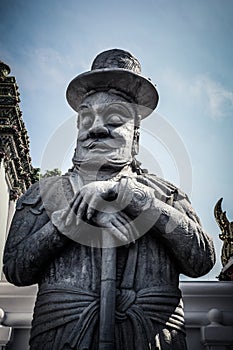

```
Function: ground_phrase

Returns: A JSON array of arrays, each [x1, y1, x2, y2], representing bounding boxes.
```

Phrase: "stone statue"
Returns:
[[3, 49, 215, 350]]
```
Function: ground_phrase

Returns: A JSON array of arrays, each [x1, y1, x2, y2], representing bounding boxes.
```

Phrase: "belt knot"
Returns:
[[115, 289, 136, 322]]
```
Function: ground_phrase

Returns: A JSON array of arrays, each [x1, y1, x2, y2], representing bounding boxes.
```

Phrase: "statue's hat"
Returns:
[[66, 49, 159, 118]]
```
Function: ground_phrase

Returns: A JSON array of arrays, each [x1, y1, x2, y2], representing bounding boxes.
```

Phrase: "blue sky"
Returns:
[[1, 0, 233, 280]]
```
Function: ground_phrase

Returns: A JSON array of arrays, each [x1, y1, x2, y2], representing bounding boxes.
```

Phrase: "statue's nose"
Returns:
[[89, 123, 109, 137]]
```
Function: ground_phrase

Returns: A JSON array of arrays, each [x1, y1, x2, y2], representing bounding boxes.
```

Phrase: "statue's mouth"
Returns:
[[83, 138, 123, 150]]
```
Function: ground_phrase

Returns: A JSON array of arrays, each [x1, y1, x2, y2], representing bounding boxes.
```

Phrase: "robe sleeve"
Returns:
[[3, 182, 69, 286], [127, 174, 216, 278], [155, 189, 216, 277]]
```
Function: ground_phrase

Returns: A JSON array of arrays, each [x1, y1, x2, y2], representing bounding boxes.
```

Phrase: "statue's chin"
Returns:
[[72, 154, 132, 171]]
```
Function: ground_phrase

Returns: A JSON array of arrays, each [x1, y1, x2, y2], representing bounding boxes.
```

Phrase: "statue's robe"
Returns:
[[3, 171, 215, 350]]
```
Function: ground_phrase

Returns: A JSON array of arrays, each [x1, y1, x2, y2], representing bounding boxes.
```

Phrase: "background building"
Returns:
[[0, 61, 38, 276]]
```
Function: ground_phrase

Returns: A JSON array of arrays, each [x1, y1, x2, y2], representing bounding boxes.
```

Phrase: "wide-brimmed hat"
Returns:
[[66, 49, 159, 118]]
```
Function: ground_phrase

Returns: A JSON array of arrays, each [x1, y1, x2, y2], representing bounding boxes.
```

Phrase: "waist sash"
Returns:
[[31, 284, 185, 348]]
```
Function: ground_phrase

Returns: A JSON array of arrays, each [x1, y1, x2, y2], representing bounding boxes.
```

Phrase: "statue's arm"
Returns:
[[3, 196, 69, 286], [121, 177, 216, 278], [151, 196, 215, 277]]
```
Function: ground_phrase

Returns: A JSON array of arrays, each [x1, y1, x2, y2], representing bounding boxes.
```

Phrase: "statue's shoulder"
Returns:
[[136, 172, 191, 205], [16, 174, 71, 212], [140, 173, 201, 223]]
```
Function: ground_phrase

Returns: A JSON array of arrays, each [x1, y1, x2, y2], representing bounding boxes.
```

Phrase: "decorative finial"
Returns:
[[214, 198, 233, 280], [0, 60, 11, 80]]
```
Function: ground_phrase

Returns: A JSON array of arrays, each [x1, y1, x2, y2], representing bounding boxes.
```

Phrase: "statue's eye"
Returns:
[[106, 114, 124, 126], [104, 104, 132, 126], [81, 115, 93, 129]]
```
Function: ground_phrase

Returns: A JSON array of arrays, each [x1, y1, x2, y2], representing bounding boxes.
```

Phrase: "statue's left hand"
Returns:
[[92, 209, 138, 244], [65, 180, 119, 225]]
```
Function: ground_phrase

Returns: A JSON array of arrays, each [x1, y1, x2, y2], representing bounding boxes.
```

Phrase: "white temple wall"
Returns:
[[0, 163, 10, 275]]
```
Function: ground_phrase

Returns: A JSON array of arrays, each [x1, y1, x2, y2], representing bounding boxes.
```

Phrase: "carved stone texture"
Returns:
[[3, 50, 216, 350]]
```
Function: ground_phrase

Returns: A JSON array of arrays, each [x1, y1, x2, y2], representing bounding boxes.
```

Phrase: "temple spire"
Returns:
[[0, 60, 11, 81]]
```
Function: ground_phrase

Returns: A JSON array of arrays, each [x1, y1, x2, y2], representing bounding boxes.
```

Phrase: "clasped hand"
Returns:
[[59, 180, 138, 244]]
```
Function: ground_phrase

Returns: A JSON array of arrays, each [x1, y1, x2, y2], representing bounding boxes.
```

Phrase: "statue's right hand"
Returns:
[[50, 194, 85, 241], [58, 192, 82, 227]]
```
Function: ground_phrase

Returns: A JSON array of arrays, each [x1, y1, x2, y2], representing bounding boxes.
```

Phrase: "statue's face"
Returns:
[[75, 92, 136, 168]]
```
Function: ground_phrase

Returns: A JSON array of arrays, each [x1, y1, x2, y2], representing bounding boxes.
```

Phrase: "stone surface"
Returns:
[[3, 49, 215, 350]]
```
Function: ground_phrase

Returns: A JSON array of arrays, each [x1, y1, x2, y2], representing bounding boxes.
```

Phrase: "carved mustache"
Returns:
[[78, 129, 108, 142], [78, 131, 125, 149]]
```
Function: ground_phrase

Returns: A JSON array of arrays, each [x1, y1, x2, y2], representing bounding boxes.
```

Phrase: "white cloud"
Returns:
[[33, 47, 70, 86], [7, 47, 74, 93], [192, 75, 233, 120], [160, 69, 233, 120]]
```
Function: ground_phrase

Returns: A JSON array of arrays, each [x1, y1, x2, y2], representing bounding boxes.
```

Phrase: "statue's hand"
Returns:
[[51, 181, 138, 244], [63, 180, 118, 226], [117, 177, 154, 217], [52, 177, 154, 231], [50, 181, 115, 241], [92, 209, 138, 244]]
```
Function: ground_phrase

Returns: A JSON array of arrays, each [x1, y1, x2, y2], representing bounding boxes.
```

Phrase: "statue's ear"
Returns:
[[132, 128, 140, 156]]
